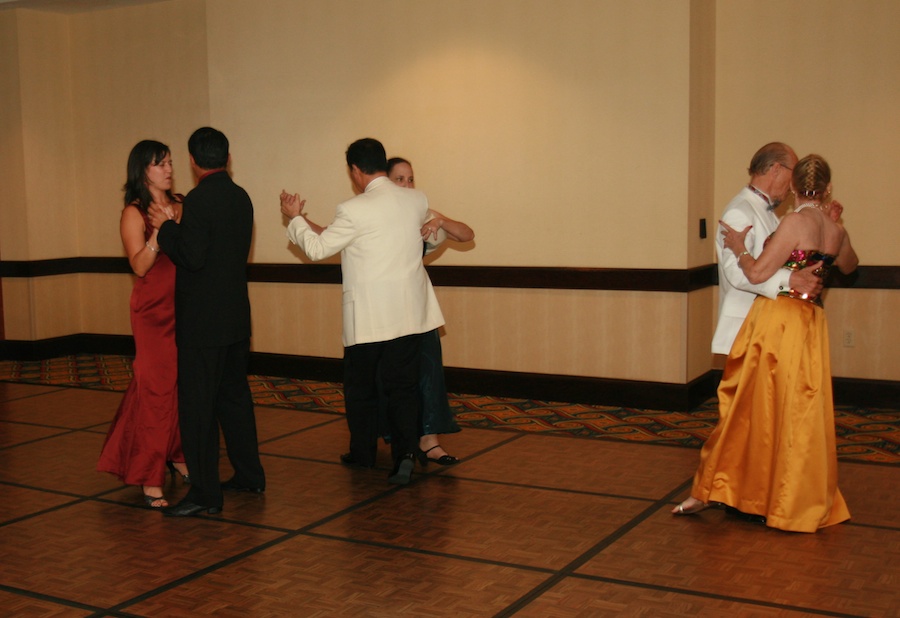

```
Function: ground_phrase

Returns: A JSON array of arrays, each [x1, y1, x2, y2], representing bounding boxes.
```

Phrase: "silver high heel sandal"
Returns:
[[672, 498, 708, 515]]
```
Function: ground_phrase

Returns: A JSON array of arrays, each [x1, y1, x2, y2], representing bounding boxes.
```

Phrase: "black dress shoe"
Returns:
[[388, 454, 415, 485], [221, 478, 265, 493], [162, 499, 222, 518], [340, 452, 374, 468]]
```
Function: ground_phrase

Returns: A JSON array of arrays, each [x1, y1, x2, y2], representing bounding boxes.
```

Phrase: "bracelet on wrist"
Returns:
[[146, 242, 159, 253], [738, 250, 750, 258]]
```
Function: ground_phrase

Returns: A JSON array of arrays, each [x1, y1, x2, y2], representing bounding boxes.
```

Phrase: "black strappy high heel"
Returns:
[[166, 461, 190, 484]]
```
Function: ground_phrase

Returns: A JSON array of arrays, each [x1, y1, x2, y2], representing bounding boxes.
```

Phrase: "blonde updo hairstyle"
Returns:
[[792, 154, 831, 203]]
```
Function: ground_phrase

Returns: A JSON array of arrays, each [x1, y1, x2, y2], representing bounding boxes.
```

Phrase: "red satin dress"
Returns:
[[97, 208, 184, 486], [691, 249, 850, 532]]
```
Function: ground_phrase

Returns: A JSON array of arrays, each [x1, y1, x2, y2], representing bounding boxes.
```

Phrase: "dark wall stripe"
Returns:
[[0, 257, 133, 277], [2, 258, 898, 291]]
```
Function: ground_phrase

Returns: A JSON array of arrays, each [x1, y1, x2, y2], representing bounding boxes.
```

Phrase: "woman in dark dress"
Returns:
[[387, 157, 474, 465], [97, 140, 188, 508]]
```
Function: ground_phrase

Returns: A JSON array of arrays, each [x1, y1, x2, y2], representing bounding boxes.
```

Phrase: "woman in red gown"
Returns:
[[97, 140, 188, 509]]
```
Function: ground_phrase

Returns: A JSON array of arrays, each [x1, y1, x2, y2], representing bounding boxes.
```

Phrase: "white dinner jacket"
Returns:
[[711, 186, 792, 355], [287, 176, 445, 347]]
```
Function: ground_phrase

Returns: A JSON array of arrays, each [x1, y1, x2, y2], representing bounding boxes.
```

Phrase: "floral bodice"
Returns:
[[778, 248, 837, 307]]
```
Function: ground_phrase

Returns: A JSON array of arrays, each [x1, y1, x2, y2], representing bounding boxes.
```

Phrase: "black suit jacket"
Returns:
[[158, 170, 253, 348]]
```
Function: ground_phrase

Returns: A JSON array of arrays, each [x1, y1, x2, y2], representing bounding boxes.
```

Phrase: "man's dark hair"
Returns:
[[346, 138, 387, 174], [188, 127, 229, 170]]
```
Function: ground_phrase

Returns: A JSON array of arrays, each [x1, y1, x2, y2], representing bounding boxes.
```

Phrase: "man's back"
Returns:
[[340, 178, 428, 286], [337, 177, 443, 346], [168, 170, 253, 348], [285, 176, 444, 347]]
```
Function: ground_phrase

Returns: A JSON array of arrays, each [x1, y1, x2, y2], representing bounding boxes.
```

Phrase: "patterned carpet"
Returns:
[[2, 354, 897, 464]]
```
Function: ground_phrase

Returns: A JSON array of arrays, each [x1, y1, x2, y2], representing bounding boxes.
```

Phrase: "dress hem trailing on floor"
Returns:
[[692, 250, 850, 533]]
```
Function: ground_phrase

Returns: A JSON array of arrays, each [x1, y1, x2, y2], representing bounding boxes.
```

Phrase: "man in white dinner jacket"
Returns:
[[712, 142, 824, 355], [280, 138, 444, 485]]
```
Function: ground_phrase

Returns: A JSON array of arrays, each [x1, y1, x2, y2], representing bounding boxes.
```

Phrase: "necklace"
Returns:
[[794, 202, 821, 213]]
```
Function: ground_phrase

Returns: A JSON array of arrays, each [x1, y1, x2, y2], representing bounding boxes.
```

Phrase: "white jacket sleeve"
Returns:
[[717, 210, 791, 300], [286, 205, 356, 261]]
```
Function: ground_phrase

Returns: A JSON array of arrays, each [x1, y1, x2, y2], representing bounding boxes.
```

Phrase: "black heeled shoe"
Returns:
[[388, 454, 415, 485], [142, 487, 168, 510], [419, 445, 459, 466], [166, 461, 190, 484]]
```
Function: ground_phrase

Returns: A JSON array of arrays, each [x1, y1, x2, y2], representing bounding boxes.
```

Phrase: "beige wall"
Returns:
[[68, 0, 210, 257], [715, 0, 899, 266], [3, 10, 77, 262], [1, 0, 898, 385], [712, 0, 900, 381], [1, 0, 209, 339], [825, 288, 900, 381], [0, 12, 26, 262], [206, 0, 694, 269]]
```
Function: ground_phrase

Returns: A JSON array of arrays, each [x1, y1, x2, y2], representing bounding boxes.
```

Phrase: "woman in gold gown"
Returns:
[[674, 154, 859, 532]]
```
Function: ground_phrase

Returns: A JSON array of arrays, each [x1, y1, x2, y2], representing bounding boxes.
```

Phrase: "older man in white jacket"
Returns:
[[713, 142, 825, 355]]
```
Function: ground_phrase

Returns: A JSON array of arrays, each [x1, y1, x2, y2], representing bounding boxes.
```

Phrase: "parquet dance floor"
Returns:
[[1, 361, 898, 616]]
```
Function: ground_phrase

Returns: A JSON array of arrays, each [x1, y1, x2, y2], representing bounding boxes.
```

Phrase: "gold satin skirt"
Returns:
[[692, 295, 850, 532]]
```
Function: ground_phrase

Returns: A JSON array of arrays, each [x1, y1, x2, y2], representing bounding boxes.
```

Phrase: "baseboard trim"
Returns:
[[1, 337, 895, 411], [248, 351, 343, 383], [0, 334, 136, 360], [440, 367, 721, 411]]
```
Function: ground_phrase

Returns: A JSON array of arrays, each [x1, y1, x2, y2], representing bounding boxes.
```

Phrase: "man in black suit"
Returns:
[[151, 127, 265, 517]]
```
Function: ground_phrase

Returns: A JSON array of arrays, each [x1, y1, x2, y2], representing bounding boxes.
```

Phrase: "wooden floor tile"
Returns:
[[126, 535, 551, 617], [834, 462, 900, 528], [0, 589, 93, 617], [515, 577, 816, 617], [313, 475, 649, 569], [576, 505, 900, 616], [0, 383, 896, 616], [0, 431, 122, 495], [252, 405, 340, 444], [0, 501, 282, 608], [212, 454, 392, 530], [0, 484, 80, 526], [0, 387, 121, 429], [0, 420, 69, 449], [444, 434, 698, 499], [0, 382, 65, 402], [260, 414, 355, 465]]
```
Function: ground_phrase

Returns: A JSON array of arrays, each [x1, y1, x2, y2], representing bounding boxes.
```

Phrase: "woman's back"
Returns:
[[790, 205, 844, 255]]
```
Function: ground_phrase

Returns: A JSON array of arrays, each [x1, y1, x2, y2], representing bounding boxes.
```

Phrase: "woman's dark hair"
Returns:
[[123, 140, 174, 211], [387, 157, 411, 176]]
